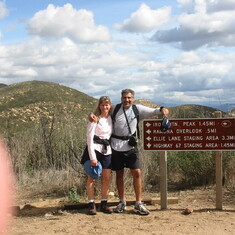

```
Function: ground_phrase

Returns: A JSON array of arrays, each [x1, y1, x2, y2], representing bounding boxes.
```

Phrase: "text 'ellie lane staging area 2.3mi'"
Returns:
[[143, 118, 235, 151]]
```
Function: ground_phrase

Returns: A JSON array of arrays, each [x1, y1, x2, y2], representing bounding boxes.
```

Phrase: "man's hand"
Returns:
[[161, 107, 169, 117], [88, 113, 98, 122]]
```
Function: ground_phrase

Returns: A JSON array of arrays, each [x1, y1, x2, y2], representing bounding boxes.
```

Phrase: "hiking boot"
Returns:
[[100, 200, 113, 214], [134, 202, 149, 215], [87, 202, 96, 215], [113, 201, 126, 213]]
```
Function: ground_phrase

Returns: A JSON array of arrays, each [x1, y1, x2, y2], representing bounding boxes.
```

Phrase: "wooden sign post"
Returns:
[[214, 111, 223, 210], [159, 151, 167, 210]]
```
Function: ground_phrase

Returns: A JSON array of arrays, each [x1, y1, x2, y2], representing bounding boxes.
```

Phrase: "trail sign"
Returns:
[[143, 118, 235, 151]]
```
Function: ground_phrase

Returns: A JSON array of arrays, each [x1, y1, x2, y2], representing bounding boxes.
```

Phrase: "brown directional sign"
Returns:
[[143, 118, 235, 151]]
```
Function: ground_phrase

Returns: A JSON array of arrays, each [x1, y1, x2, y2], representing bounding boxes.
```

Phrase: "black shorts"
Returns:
[[111, 148, 141, 170], [95, 150, 112, 169]]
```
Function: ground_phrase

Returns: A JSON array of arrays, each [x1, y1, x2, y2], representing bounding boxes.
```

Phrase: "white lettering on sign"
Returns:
[[168, 136, 181, 141], [184, 143, 203, 148], [199, 121, 216, 126], [221, 143, 235, 148], [205, 143, 218, 148], [183, 121, 196, 126], [222, 136, 235, 140], [175, 143, 182, 148], [176, 129, 202, 134], [153, 136, 166, 141], [153, 143, 173, 148], [171, 122, 178, 127], [153, 123, 161, 127], [153, 129, 173, 134], [206, 129, 217, 133], [206, 136, 219, 141], [184, 136, 203, 141]]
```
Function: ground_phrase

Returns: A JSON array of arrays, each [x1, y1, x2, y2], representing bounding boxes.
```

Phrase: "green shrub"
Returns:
[[67, 186, 81, 203], [168, 151, 215, 188]]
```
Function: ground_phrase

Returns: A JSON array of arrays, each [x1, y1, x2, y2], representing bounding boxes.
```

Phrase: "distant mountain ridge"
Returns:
[[0, 80, 231, 136], [214, 103, 235, 112], [160, 102, 235, 112], [0, 83, 7, 88], [134, 99, 223, 118]]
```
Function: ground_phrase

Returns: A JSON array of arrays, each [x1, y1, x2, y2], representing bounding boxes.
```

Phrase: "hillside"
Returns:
[[0, 81, 97, 135], [134, 99, 160, 108], [0, 83, 7, 88], [228, 108, 235, 117], [169, 104, 223, 118], [0, 81, 228, 136], [134, 99, 223, 118], [215, 103, 235, 112]]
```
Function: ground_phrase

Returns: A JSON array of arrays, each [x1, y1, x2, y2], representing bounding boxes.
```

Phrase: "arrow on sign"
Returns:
[[146, 122, 151, 127], [146, 136, 151, 141], [147, 143, 151, 148], [146, 129, 151, 134]]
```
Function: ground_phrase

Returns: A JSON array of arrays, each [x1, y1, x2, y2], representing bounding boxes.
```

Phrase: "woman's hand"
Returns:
[[90, 159, 98, 167]]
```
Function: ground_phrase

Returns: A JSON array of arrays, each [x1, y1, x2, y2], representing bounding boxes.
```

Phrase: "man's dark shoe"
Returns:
[[87, 202, 96, 215], [100, 200, 113, 214]]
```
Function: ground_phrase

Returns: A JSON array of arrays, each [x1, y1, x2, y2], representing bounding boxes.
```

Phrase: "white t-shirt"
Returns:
[[111, 104, 161, 152]]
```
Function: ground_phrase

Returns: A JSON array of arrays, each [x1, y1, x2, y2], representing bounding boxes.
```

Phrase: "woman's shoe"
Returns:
[[100, 200, 113, 214], [87, 202, 96, 215]]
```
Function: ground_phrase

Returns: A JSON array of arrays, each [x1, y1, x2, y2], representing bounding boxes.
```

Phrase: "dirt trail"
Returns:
[[10, 188, 235, 235]]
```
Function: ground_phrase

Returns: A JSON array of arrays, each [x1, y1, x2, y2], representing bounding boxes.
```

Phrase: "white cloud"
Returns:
[[177, 0, 195, 12], [0, 1, 8, 19], [27, 3, 111, 43], [115, 3, 171, 33], [1, 35, 235, 106], [178, 8, 235, 34], [1, 33, 234, 103], [178, 0, 235, 13], [136, 50, 235, 105], [140, 61, 167, 71], [0, 37, 144, 91], [205, 0, 235, 13], [152, 0, 235, 50], [1, 1, 235, 107]]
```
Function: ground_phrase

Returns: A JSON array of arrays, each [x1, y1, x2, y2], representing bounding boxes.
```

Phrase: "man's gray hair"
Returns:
[[121, 89, 135, 97]]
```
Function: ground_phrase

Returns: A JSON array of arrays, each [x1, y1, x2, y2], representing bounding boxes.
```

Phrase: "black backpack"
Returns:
[[112, 103, 140, 138]]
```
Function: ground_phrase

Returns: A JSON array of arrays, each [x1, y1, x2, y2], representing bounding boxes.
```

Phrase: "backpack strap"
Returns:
[[132, 104, 139, 124], [132, 104, 140, 139], [111, 103, 122, 122]]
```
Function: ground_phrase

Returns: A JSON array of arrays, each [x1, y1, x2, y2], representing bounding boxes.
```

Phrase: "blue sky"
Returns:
[[0, 0, 235, 106]]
